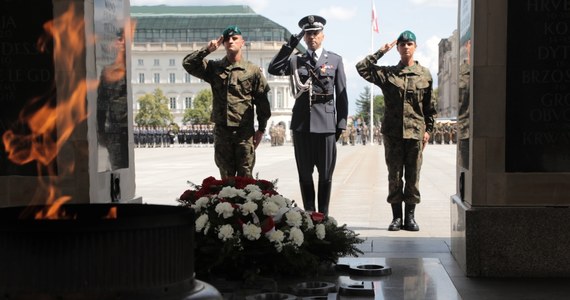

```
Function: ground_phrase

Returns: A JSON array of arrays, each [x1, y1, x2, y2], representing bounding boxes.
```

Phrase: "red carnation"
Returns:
[[179, 190, 195, 201], [261, 217, 275, 233], [310, 211, 325, 223], [201, 176, 217, 186]]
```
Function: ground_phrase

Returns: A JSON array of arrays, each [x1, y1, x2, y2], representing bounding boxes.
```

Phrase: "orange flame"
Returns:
[[2, 3, 90, 167], [105, 207, 118, 219], [1, 3, 117, 220]]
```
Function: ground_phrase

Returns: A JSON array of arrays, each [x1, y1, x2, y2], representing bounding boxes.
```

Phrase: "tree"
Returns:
[[182, 89, 212, 124], [354, 86, 385, 126], [135, 88, 174, 127]]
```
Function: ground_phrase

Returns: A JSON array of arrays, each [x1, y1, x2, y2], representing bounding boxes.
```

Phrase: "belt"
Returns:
[[311, 94, 334, 104]]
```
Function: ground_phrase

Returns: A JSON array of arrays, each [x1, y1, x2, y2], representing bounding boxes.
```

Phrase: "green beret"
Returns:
[[222, 25, 242, 40], [397, 30, 416, 43]]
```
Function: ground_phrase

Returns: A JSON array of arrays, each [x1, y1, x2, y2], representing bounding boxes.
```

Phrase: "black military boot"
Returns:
[[317, 181, 332, 215], [388, 203, 403, 231], [299, 181, 315, 212], [403, 203, 420, 231]]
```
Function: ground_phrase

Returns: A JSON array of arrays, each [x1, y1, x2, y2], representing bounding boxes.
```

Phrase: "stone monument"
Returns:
[[451, 0, 570, 277]]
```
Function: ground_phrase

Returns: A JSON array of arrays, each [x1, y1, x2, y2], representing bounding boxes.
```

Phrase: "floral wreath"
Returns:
[[178, 176, 364, 279]]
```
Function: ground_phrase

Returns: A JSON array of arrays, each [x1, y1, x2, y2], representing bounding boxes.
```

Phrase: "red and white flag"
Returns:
[[371, 2, 379, 33]]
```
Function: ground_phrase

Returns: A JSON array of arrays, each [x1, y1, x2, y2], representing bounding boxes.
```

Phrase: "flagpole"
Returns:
[[369, 0, 375, 145]]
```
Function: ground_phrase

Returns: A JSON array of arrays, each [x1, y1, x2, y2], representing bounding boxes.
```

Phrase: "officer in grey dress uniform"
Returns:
[[268, 15, 349, 215]]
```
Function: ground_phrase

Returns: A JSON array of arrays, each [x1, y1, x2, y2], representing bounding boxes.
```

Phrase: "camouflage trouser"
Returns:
[[214, 125, 255, 179], [383, 135, 423, 204]]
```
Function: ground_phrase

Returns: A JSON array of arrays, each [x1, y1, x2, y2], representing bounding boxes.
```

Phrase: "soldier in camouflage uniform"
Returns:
[[182, 25, 271, 179], [356, 30, 437, 232]]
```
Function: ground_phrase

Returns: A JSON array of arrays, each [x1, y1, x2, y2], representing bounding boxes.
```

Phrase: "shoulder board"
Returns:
[[324, 50, 342, 57]]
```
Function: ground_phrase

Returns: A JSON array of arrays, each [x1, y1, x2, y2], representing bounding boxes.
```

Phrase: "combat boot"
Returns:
[[299, 181, 315, 212], [388, 203, 403, 231], [403, 203, 420, 231]]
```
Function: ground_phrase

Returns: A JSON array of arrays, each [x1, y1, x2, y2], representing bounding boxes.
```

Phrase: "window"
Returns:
[[153, 59, 160, 66], [170, 97, 177, 109], [184, 73, 192, 83], [138, 73, 145, 83], [169, 59, 176, 66], [137, 59, 144, 66], [185, 97, 192, 109], [169, 73, 176, 83], [153, 73, 160, 83], [267, 91, 273, 110], [277, 90, 284, 109]]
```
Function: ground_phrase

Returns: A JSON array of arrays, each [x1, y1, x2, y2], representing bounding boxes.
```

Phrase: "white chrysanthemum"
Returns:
[[303, 212, 315, 229], [215, 202, 234, 219], [285, 210, 303, 227], [326, 216, 338, 226], [283, 196, 293, 206], [217, 224, 234, 241], [316, 223, 326, 240], [195, 214, 209, 232], [289, 227, 304, 247], [262, 201, 279, 216], [240, 201, 258, 216], [244, 184, 261, 193], [268, 229, 285, 243], [246, 190, 263, 201], [195, 197, 210, 208], [243, 223, 262, 241], [217, 186, 240, 198], [267, 195, 288, 208]]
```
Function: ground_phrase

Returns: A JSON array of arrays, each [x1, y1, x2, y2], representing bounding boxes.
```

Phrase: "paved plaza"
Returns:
[[134, 141, 456, 239]]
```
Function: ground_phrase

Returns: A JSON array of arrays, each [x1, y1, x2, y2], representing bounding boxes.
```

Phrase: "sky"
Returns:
[[129, 0, 459, 114]]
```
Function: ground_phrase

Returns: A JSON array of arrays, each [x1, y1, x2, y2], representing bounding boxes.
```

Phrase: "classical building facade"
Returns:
[[130, 5, 299, 140]]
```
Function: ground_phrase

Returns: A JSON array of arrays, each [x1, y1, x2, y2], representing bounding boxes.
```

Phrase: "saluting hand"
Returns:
[[380, 39, 398, 54], [207, 36, 224, 53]]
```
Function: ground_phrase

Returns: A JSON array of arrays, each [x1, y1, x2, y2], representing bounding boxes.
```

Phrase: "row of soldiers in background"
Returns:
[[339, 123, 380, 146], [134, 126, 176, 148], [134, 124, 215, 148], [429, 122, 457, 145], [268, 123, 287, 146], [336, 122, 458, 146], [176, 124, 215, 146]]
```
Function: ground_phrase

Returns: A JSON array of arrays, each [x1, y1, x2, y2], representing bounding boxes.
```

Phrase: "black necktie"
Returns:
[[310, 52, 317, 67]]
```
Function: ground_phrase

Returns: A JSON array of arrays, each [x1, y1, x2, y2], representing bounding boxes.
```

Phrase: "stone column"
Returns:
[[0, 0, 136, 208], [451, 0, 570, 277]]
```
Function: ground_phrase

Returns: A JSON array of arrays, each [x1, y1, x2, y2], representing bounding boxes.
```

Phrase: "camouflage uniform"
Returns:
[[356, 49, 436, 205], [182, 47, 271, 178]]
